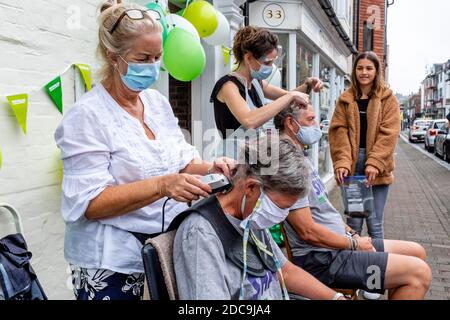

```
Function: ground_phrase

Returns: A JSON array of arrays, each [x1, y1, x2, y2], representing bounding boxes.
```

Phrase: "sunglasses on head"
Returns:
[[109, 9, 161, 34]]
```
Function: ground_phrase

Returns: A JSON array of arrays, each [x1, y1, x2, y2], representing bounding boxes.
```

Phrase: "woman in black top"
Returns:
[[210, 26, 323, 138]]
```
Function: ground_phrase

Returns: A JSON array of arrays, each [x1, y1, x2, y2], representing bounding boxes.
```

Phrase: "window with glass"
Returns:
[[363, 21, 373, 52], [319, 61, 332, 121], [318, 60, 334, 178], [297, 42, 313, 85], [274, 33, 289, 90]]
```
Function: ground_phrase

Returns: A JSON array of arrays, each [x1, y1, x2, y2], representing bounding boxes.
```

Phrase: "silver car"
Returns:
[[434, 122, 450, 162], [424, 119, 448, 152], [408, 119, 432, 143]]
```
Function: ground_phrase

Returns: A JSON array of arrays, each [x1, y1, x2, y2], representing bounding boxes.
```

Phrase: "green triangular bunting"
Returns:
[[6, 94, 28, 134], [75, 63, 92, 91], [45, 76, 63, 114]]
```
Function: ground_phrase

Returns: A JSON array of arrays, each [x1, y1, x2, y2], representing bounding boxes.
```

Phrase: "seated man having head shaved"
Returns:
[[173, 136, 347, 300], [274, 103, 431, 300]]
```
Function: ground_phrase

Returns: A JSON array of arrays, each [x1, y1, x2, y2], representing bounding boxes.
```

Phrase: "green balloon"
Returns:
[[183, 0, 218, 38], [145, 2, 169, 44], [163, 28, 206, 82]]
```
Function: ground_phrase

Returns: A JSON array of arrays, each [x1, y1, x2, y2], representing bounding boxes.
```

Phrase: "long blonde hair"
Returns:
[[351, 51, 387, 99], [97, 0, 162, 81]]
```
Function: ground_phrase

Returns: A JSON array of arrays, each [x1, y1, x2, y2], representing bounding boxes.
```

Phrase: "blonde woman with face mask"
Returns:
[[55, 0, 232, 300]]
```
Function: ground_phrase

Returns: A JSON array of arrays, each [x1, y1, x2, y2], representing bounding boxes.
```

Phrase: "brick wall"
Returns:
[[0, 0, 102, 300], [169, 76, 192, 134], [357, 0, 387, 75]]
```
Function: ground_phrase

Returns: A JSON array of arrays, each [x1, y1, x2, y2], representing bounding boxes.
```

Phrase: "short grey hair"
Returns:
[[97, 0, 162, 81], [232, 135, 310, 197], [274, 104, 307, 132]]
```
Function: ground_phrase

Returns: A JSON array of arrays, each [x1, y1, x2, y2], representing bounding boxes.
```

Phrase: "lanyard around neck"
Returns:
[[239, 216, 290, 300]]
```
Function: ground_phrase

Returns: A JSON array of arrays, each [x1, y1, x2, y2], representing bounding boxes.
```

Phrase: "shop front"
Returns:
[[249, 0, 355, 185]]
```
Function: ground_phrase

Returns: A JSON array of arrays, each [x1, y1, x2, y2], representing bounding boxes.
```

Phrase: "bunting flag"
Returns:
[[45, 76, 63, 114], [0, 148, 2, 170], [6, 94, 29, 134], [74, 63, 92, 91], [221, 45, 231, 66]]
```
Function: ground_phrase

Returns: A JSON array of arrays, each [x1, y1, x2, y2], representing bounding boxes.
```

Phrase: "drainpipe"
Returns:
[[241, 0, 258, 26], [354, 0, 360, 50]]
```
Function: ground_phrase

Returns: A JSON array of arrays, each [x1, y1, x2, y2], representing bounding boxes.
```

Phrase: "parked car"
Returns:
[[434, 122, 450, 162], [408, 119, 432, 143], [424, 119, 448, 152]]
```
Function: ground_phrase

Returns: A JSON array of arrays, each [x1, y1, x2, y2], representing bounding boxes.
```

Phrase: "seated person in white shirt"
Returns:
[[174, 137, 347, 300], [54, 0, 232, 300], [273, 103, 432, 300]]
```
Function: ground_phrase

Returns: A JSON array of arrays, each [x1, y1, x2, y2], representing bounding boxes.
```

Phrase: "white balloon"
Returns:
[[166, 13, 200, 42], [204, 10, 230, 46]]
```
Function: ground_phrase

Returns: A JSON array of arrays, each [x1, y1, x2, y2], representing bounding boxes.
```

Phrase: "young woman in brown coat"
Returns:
[[329, 51, 400, 240]]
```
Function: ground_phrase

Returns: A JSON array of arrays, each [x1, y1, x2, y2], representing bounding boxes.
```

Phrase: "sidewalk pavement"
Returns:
[[329, 136, 450, 300]]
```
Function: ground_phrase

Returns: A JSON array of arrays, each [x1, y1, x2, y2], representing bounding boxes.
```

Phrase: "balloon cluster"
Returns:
[[146, 0, 230, 82]]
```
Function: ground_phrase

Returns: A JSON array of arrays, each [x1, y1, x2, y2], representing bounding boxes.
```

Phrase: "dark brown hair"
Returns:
[[351, 51, 387, 99], [232, 26, 278, 66]]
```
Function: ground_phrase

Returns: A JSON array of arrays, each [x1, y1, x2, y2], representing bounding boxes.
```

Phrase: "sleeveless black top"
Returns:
[[210, 75, 263, 138]]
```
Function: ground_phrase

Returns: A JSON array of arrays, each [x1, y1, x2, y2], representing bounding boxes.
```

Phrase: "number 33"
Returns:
[[266, 9, 282, 19]]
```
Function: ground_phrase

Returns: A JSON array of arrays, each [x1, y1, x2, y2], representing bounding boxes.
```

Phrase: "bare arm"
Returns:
[[287, 207, 351, 250], [218, 81, 307, 129], [288, 207, 375, 251], [86, 155, 236, 220], [86, 177, 163, 220], [261, 77, 322, 101], [181, 157, 234, 180], [181, 158, 211, 176], [261, 82, 289, 100], [282, 260, 338, 300], [86, 174, 211, 220]]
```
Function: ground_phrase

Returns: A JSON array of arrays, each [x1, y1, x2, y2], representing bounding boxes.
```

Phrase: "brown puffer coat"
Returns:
[[329, 87, 400, 186]]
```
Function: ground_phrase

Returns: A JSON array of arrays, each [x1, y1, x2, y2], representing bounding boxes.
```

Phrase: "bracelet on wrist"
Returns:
[[347, 236, 353, 250], [352, 238, 359, 251], [351, 238, 358, 251], [346, 230, 358, 238]]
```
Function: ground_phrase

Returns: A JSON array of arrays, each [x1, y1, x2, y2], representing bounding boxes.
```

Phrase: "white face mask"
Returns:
[[238, 186, 291, 301], [240, 188, 290, 230], [293, 119, 323, 146]]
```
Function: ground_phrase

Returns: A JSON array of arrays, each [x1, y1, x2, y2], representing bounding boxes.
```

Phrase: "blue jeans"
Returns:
[[346, 149, 390, 239]]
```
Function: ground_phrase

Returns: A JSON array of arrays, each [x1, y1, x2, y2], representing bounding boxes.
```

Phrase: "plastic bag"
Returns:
[[269, 224, 284, 246], [340, 176, 374, 218]]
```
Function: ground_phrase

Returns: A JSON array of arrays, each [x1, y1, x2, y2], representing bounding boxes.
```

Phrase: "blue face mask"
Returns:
[[118, 55, 161, 92], [294, 119, 323, 146], [250, 60, 273, 81]]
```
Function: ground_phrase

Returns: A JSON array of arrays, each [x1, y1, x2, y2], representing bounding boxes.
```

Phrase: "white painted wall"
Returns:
[[0, 0, 102, 299]]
